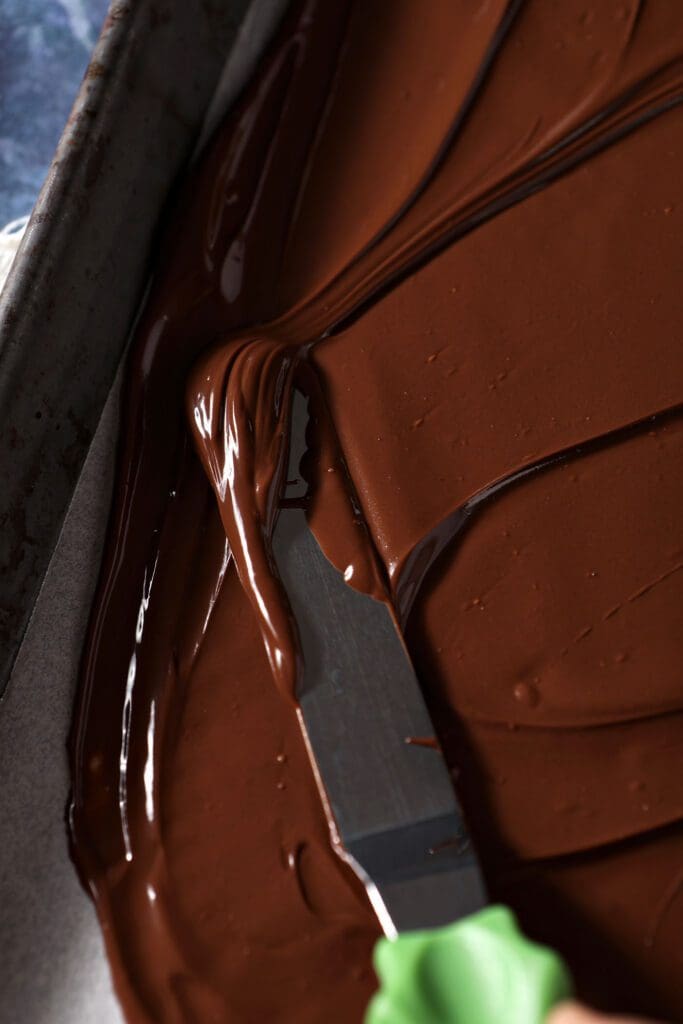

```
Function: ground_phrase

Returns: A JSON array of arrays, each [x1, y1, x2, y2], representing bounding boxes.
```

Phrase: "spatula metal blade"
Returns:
[[272, 394, 487, 936]]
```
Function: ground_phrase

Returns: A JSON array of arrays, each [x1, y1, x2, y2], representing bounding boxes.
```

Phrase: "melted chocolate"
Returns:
[[70, 1, 683, 1020]]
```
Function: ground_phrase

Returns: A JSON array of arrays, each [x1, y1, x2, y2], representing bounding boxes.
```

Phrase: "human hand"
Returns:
[[548, 1001, 661, 1023]]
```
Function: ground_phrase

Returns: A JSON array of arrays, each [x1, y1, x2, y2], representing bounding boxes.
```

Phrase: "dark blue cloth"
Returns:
[[0, 0, 109, 225]]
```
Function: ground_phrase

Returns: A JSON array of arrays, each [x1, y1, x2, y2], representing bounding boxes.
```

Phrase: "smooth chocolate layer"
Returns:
[[70, 1, 683, 1020]]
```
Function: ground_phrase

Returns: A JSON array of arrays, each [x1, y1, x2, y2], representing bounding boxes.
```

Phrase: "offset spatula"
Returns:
[[272, 393, 571, 1024]]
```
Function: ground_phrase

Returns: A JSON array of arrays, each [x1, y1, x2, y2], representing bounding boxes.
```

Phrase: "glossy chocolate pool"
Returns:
[[70, 2, 683, 1020]]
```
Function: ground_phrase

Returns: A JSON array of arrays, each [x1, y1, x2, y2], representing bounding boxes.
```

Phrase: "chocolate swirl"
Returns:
[[70, 2, 683, 1020]]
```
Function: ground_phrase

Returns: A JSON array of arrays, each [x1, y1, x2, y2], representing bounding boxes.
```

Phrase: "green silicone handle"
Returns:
[[365, 904, 572, 1024]]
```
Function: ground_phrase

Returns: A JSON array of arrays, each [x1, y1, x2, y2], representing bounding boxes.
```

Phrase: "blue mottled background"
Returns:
[[0, 0, 109, 225]]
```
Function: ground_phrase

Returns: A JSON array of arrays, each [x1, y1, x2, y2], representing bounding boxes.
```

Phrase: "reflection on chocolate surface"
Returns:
[[70, 1, 683, 1020]]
